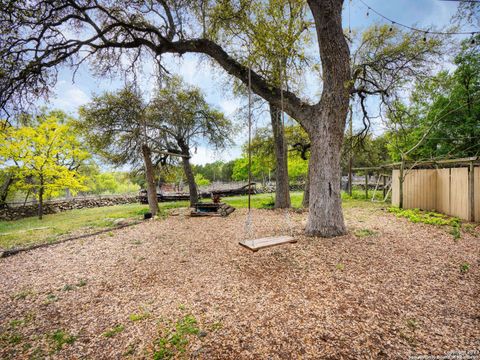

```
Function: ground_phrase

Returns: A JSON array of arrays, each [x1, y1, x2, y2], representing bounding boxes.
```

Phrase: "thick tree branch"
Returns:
[[159, 38, 311, 122]]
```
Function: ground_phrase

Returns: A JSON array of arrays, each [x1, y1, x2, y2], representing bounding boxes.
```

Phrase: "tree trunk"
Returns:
[[0, 173, 13, 208], [302, 165, 310, 208], [269, 103, 290, 208], [38, 182, 43, 220], [141, 144, 159, 217], [176, 140, 198, 206], [305, 127, 346, 237], [301, 0, 350, 237], [182, 156, 198, 206]]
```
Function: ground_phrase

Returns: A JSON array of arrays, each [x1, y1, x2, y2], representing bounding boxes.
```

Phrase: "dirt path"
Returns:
[[0, 206, 478, 359]]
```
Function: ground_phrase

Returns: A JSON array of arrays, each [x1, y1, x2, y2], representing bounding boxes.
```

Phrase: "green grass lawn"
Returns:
[[0, 201, 187, 250], [223, 191, 303, 208], [0, 190, 385, 250]]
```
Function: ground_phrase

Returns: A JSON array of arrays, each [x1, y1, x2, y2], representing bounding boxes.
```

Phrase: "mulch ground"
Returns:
[[0, 205, 478, 359]]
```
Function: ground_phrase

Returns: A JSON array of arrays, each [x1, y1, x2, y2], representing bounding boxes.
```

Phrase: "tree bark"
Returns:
[[176, 140, 199, 206], [305, 126, 346, 236], [0, 173, 13, 208], [181, 155, 198, 207], [141, 144, 159, 217], [302, 164, 310, 208], [302, 0, 351, 236], [38, 178, 44, 220], [269, 103, 291, 208]]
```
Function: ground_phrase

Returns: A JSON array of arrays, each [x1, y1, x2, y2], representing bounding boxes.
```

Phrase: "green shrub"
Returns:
[[194, 174, 210, 186], [450, 225, 461, 240], [259, 197, 275, 209]]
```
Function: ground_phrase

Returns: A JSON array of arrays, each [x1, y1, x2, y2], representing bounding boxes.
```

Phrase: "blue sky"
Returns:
[[45, 0, 468, 165]]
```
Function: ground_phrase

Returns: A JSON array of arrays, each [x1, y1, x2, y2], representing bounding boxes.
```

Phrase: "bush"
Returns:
[[194, 174, 210, 186]]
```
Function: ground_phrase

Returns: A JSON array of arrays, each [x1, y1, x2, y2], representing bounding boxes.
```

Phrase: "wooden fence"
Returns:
[[392, 166, 479, 221]]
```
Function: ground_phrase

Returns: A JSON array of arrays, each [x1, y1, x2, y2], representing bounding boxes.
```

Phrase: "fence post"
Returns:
[[399, 160, 405, 209], [348, 104, 353, 197], [365, 172, 368, 200], [383, 174, 387, 199], [469, 162, 475, 222], [348, 164, 353, 196]]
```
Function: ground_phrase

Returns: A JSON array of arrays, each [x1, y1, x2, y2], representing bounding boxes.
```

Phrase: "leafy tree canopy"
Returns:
[[386, 35, 480, 161], [0, 112, 90, 217]]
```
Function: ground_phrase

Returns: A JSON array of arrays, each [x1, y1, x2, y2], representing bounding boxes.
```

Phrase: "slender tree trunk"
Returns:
[[23, 190, 30, 206], [302, 165, 310, 208], [141, 144, 159, 217], [177, 140, 198, 206], [269, 103, 291, 208], [181, 155, 198, 206], [38, 180, 44, 220], [0, 173, 13, 208]]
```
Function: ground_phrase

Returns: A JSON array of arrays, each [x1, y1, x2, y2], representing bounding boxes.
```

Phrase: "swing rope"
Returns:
[[279, 62, 294, 238], [245, 57, 255, 241], [242, 56, 294, 246]]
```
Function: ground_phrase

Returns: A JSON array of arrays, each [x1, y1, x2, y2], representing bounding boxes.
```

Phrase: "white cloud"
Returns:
[[49, 83, 90, 114], [219, 99, 241, 116]]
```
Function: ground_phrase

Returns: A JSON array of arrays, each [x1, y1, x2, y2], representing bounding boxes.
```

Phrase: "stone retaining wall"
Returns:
[[0, 195, 140, 221]]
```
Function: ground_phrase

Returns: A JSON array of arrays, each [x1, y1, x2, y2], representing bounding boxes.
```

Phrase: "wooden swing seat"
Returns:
[[239, 235, 296, 252]]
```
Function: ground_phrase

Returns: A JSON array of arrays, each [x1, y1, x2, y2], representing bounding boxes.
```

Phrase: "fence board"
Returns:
[[390, 165, 478, 222], [436, 169, 450, 215], [475, 167, 480, 222], [450, 167, 469, 220], [403, 169, 436, 210], [392, 169, 400, 206]]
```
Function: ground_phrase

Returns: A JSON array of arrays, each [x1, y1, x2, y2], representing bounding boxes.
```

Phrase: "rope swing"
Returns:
[[239, 56, 296, 252]]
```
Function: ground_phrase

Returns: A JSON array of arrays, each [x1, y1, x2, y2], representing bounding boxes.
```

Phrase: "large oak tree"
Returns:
[[1, 0, 406, 236]]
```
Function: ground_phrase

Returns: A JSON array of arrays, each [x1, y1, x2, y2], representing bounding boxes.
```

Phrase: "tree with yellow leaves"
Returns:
[[0, 114, 90, 219]]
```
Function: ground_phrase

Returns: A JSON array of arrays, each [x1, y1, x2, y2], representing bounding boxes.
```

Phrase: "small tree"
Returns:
[[78, 87, 161, 216], [149, 77, 234, 206], [0, 115, 89, 219]]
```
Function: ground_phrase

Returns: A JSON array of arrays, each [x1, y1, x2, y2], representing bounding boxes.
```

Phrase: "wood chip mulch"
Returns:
[[0, 206, 478, 359]]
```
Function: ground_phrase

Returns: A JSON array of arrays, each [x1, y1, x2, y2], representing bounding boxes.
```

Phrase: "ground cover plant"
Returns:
[[387, 207, 464, 239]]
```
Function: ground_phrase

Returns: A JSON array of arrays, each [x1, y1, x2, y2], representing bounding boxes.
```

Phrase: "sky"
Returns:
[[44, 0, 469, 166]]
